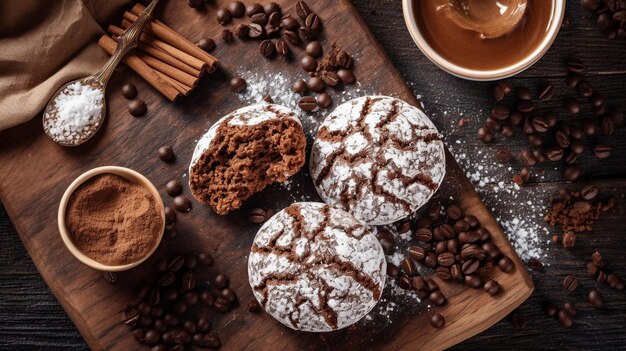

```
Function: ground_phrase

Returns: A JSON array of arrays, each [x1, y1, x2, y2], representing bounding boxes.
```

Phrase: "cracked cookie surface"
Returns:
[[310, 96, 446, 225], [248, 202, 386, 332], [189, 104, 306, 215]]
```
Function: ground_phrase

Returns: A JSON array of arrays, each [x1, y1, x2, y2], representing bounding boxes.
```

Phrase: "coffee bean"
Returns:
[[121, 83, 137, 99], [128, 100, 147, 117], [173, 195, 191, 212], [566, 72, 583, 89], [610, 110, 624, 125], [580, 184, 598, 200], [464, 274, 483, 288], [204, 333, 222, 349], [158, 271, 175, 287], [424, 252, 437, 268], [401, 257, 417, 276], [297, 96, 317, 111], [563, 302, 577, 316], [247, 23, 264, 38], [500, 126, 513, 137], [415, 228, 432, 242], [607, 274, 625, 290], [230, 76, 247, 92], [144, 329, 160, 345], [228, 1, 245, 17], [600, 117, 614, 136], [485, 117, 501, 131], [214, 274, 229, 289], [295, 1, 311, 19], [398, 275, 412, 290], [196, 38, 216, 52], [263, 2, 280, 15], [217, 8, 232, 25], [493, 84, 505, 101], [282, 16, 300, 30], [597, 270, 607, 283], [545, 147, 564, 162], [516, 87, 532, 101], [436, 266, 452, 280], [259, 40, 276, 58], [522, 117, 535, 134], [298, 25, 316, 41], [581, 0, 602, 10], [221, 29, 233, 43], [187, 0, 202, 8], [484, 279, 501, 296], [437, 252, 455, 267], [446, 204, 462, 220], [430, 313, 445, 328], [165, 179, 182, 197], [250, 11, 268, 26], [303, 41, 323, 58], [577, 80, 593, 97], [316, 93, 332, 108], [510, 111, 524, 126], [563, 275, 578, 291], [386, 262, 399, 277], [531, 115, 549, 133], [305, 13, 321, 32], [581, 119, 597, 136], [301, 55, 318, 71], [132, 328, 145, 342], [320, 70, 339, 87], [424, 278, 439, 292], [478, 127, 493, 143], [461, 259, 480, 275], [337, 69, 355, 84], [498, 256, 514, 273], [564, 98, 581, 114], [593, 143, 611, 158], [491, 105, 510, 120], [272, 40, 289, 56], [557, 309, 573, 328], [566, 57, 585, 73], [429, 291, 447, 306], [517, 101, 535, 113], [555, 130, 571, 148], [246, 3, 264, 17], [492, 149, 511, 163], [410, 276, 424, 291], [291, 79, 308, 94], [221, 288, 237, 304], [434, 241, 446, 255], [538, 83, 554, 101]]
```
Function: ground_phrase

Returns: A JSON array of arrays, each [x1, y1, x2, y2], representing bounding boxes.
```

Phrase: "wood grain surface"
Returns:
[[1, 0, 626, 350]]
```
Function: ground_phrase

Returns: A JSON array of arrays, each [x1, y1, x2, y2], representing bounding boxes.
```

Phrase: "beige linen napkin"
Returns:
[[0, 0, 130, 132]]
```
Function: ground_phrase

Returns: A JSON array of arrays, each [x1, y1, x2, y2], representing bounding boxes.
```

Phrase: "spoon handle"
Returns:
[[88, 0, 160, 86]]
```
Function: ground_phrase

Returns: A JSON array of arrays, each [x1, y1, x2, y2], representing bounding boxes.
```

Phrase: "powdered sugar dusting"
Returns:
[[248, 202, 386, 332], [310, 96, 446, 225]]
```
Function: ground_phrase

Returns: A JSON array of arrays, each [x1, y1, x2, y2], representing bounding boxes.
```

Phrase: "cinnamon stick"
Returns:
[[97, 35, 180, 101], [138, 53, 198, 88], [108, 25, 202, 78], [119, 20, 207, 72], [125, 7, 219, 73], [154, 70, 192, 96]]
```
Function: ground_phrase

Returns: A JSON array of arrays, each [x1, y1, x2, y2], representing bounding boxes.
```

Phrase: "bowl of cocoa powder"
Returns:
[[58, 166, 165, 271]]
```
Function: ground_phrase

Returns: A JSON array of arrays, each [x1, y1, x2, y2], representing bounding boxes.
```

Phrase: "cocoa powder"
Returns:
[[65, 173, 162, 265]]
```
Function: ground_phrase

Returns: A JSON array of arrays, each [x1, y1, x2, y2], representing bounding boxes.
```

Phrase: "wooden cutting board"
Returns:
[[0, 0, 533, 350]]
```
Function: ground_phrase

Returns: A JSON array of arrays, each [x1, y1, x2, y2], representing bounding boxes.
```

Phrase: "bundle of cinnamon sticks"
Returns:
[[98, 3, 219, 101]]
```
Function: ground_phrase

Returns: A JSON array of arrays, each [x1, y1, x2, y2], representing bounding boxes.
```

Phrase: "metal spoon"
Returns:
[[437, 0, 528, 39], [42, 0, 159, 147]]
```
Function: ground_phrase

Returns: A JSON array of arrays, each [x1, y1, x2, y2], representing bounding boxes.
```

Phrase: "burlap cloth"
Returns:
[[0, 0, 131, 132]]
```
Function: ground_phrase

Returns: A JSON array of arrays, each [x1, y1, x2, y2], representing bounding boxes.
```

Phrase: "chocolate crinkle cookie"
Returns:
[[189, 104, 306, 215], [248, 202, 387, 332], [310, 96, 446, 225]]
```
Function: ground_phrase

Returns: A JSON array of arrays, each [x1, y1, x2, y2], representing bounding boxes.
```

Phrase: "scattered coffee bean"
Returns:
[[493, 84, 505, 101], [563, 275, 578, 291], [401, 257, 417, 276], [437, 252, 455, 267], [337, 69, 355, 84], [386, 262, 399, 277], [301, 55, 318, 71], [187, 0, 202, 8], [430, 313, 445, 328], [498, 256, 514, 273], [246, 3, 264, 17], [563, 302, 577, 316], [320, 70, 339, 87], [305, 13, 321, 32], [228, 1, 245, 17], [248, 23, 264, 38], [484, 279, 501, 296], [248, 299, 261, 313], [173, 195, 191, 213], [398, 275, 412, 290], [308, 77, 325, 92], [593, 143, 611, 158], [164, 206, 176, 224], [292, 79, 308, 94], [464, 274, 483, 288], [588, 288, 603, 307], [516, 87, 532, 101], [222, 29, 234, 43], [251, 12, 268, 26], [478, 127, 494, 143], [538, 83, 554, 101], [259, 40, 276, 58], [557, 309, 573, 328], [121, 83, 137, 99], [566, 57, 585, 73], [165, 179, 182, 197], [248, 207, 270, 223], [298, 96, 317, 111], [429, 290, 447, 306], [129, 100, 147, 117], [234, 23, 249, 38], [216, 8, 232, 25], [295, 1, 311, 19], [275, 40, 289, 56], [230, 76, 247, 92], [306, 41, 323, 57], [158, 146, 175, 163], [541, 301, 558, 317], [196, 38, 216, 52], [214, 274, 229, 289], [316, 93, 332, 108]]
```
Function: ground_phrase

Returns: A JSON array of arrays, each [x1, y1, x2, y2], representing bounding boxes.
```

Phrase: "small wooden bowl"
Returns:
[[58, 166, 165, 272]]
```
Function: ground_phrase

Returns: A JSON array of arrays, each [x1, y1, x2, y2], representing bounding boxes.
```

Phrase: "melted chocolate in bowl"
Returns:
[[414, 0, 555, 71]]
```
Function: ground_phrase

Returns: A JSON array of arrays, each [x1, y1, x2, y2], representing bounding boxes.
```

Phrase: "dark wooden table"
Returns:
[[1, 1, 625, 350]]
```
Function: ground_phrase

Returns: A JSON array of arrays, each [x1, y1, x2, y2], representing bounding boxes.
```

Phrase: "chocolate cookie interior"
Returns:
[[190, 117, 306, 215]]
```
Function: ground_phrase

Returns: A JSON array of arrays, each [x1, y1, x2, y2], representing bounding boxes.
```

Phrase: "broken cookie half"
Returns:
[[189, 104, 306, 215]]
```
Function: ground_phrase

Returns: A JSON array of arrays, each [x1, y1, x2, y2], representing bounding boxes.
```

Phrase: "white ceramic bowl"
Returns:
[[58, 166, 165, 272], [401, 0, 566, 81]]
